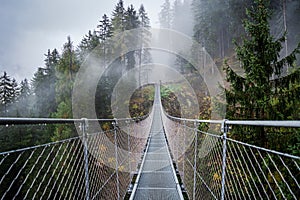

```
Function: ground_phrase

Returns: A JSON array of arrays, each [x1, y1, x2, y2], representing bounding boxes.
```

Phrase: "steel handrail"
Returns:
[[0, 114, 150, 125], [166, 114, 300, 128]]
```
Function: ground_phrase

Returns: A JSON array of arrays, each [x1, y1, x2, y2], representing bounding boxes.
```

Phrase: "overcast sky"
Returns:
[[0, 0, 165, 82]]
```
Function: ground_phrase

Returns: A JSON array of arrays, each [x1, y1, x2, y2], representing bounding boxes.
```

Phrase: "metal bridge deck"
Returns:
[[130, 86, 183, 200]]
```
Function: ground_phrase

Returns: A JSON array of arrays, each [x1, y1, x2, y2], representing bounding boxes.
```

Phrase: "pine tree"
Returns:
[[138, 4, 151, 64], [52, 37, 79, 140], [44, 49, 59, 114], [192, 0, 231, 58], [98, 14, 112, 42], [112, 0, 126, 33], [224, 0, 300, 144], [111, 0, 126, 76], [16, 79, 31, 116], [172, 0, 193, 35], [56, 36, 78, 105], [78, 30, 100, 62], [19, 79, 30, 100], [159, 0, 172, 29], [97, 14, 113, 65], [0, 72, 19, 116], [138, 4, 152, 86], [125, 4, 140, 70], [31, 49, 59, 117], [32, 68, 47, 116]]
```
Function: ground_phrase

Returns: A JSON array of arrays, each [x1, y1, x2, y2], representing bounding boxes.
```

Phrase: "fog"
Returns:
[[0, 0, 165, 82]]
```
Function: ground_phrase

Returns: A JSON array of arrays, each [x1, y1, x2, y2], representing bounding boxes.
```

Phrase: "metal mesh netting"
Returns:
[[163, 115, 300, 200], [0, 116, 151, 200]]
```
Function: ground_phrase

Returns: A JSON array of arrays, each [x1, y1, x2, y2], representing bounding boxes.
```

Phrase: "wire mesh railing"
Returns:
[[1, 111, 299, 200], [0, 116, 152, 200], [163, 114, 300, 200]]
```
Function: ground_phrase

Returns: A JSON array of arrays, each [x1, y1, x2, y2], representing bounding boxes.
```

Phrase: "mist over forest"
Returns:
[[0, 1, 299, 200], [0, 0, 299, 152]]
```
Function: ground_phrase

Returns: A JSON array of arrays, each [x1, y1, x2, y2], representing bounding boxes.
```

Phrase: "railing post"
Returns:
[[126, 120, 132, 180], [183, 120, 186, 183], [220, 119, 229, 200], [81, 118, 90, 200], [113, 120, 120, 200], [193, 121, 199, 200]]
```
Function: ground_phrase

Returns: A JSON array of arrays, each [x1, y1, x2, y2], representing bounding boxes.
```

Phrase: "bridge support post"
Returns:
[[126, 120, 132, 181], [81, 118, 90, 200], [183, 120, 186, 183], [113, 120, 120, 200], [220, 120, 229, 200], [193, 121, 199, 200]]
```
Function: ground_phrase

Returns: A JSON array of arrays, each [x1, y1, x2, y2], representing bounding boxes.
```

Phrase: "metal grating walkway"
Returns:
[[130, 86, 183, 200]]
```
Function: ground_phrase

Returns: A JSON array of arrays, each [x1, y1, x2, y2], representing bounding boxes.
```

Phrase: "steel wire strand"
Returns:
[[184, 126, 197, 197], [129, 125, 145, 175], [223, 157, 240, 200], [32, 141, 73, 199], [234, 142, 264, 199], [179, 124, 187, 172], [184, 145, 195, 197], [294, 160, 300, 170], [23, 144, 57, 199], [230, 142, 258, 199], [185, 163, 194, 199], [175, 123, 186, 180], [189, 154, 216, 199], [46, 139, 80, 200], [91, 171, 116, 200], [226, 149, 248, 200], [257, 149, 287, 199], [218, 143, 236, 200], [116, 129, 131, 198], [88, 133, 116, 199], [196, 137, 220, 200], [226, 144, 248, 199], [195, 135, 222, 199], [126, 121, 132, 181], [248, 147, 278, 199], [59, 140, 84, 200], [278, 156, 300, 189], [127, 136, 143, 171], [267, 153, 297, 199], [205, 136, 224, 199], [240, 145, 270, 199], [52, 138, 82, 199], [1, 149, 36, 200], [64, 143, 85, 199], [164, 119, 176, 160], [39, 141, 73, 199], [0, 151, 24, 185], [88, 131, 122, 199], [89, 156, 107, 198], [0, 154, 8, 166], [207, 136, 223, 197], [196, 172, 218, 200], [230, 141, 257, 199], [86, 133, 104, 197], [72, 170, 87, 200], [12, 146, 48, 199], [91, 140, 110, 198], [207, 140, 222, 199], [185, 125, 222, 139]]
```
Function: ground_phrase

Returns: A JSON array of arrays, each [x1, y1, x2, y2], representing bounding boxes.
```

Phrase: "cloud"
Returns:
[[0, 0, 163, 82]]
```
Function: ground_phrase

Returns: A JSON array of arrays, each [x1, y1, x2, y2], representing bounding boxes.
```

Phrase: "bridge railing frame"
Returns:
[[164, 114, 300, 200], [0, 115, 150, 200]]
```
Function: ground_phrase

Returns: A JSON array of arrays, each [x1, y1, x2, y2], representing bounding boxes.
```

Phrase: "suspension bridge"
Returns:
[[0, 85, 299, 200]]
